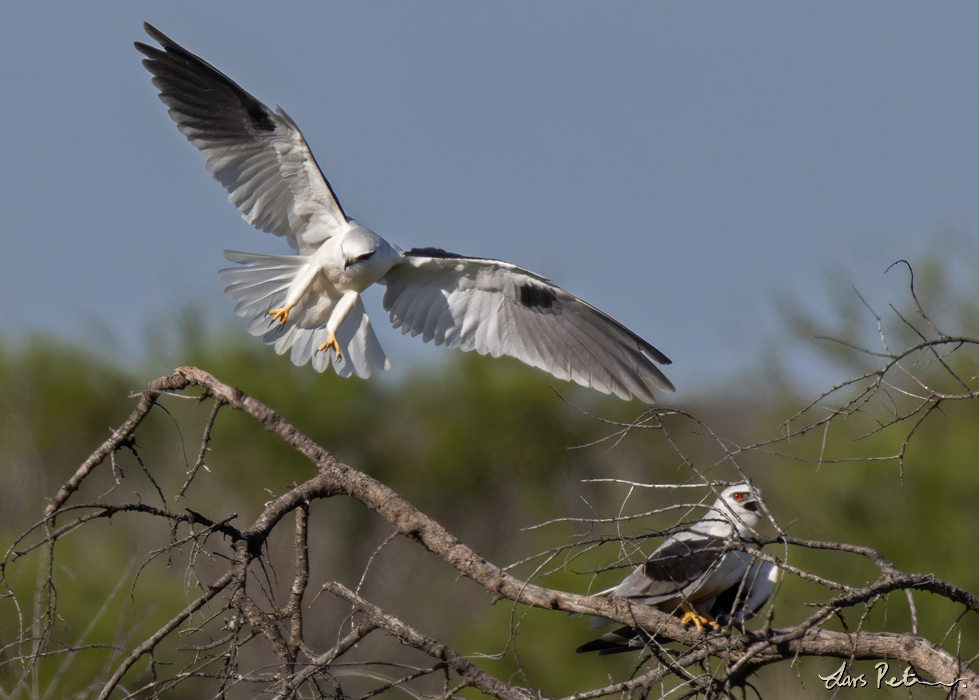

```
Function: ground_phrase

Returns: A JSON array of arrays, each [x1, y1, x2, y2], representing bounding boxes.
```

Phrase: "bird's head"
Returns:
[[709, 484, 764, 538], [339, 225, 402, 286]]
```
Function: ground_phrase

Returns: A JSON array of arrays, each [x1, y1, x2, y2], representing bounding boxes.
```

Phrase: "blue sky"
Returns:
[[3, 3, 977, 398]]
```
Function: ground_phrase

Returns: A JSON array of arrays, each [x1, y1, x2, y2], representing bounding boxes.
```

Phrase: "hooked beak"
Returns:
[[743, 500, 759, 514]]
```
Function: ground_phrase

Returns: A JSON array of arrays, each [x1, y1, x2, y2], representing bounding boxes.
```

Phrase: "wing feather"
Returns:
[[389, 284, 422, 335], [403, 286, 441, 339], [560, 308, 647, 400], [514, 307, 557, 377], [554, 309, 625, 390], [432, 304, 457, 346], [421, 289, 448, 343], [136, 23, 347, 253], [612, 536, 728, 604], [383, 252, 674, 402], [473, 292, 499, 357]]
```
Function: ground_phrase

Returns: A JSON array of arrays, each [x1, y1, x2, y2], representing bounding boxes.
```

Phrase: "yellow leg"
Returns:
[[679, 603, 717, 632], [317, 333, 342, 360], [267, 304, 292, 327]]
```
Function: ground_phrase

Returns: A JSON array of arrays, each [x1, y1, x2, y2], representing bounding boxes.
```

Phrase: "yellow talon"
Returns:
[[679, 606, 717, 632], [267, 305, 291, 327], [317, 333, 342, 360]]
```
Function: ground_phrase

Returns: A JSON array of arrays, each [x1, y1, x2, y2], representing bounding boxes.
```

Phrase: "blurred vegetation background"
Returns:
[[1, 249, 977, 699]]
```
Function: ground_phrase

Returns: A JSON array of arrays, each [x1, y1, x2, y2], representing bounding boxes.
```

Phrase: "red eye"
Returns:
[[733, 493, 743, 501]]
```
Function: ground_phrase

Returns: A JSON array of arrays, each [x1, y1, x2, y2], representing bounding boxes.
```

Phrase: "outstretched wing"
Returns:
[[381, 248, 674, 403], [136, 23, 346, 254]]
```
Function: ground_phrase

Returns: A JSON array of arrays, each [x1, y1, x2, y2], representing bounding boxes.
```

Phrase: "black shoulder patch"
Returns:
[[404, 247, 466, 259], [643, 537, 726, 586], [248, 105, 276, 132], [519, 283, 557, 310]]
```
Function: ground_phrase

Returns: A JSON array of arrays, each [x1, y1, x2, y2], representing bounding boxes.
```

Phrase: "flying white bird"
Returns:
[[578, 484, 775, 654], [135, 24, 675, 403]]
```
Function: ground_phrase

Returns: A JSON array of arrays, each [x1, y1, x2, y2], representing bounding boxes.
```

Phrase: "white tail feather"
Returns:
[[218, 250, 390, 378]]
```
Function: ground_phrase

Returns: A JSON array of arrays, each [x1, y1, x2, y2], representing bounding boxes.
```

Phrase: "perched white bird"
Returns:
[[578, 484, 775, 654], [135, 24, 675, 403]]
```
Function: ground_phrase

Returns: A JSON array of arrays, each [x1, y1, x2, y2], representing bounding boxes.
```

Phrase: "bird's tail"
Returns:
[[576, 626, 658, 655], [218, 250, 390, 378]]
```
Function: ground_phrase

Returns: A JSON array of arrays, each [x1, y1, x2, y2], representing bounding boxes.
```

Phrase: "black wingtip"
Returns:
[[134, 23, 176, 60], [137, 23, 206, 68], [142, 22, 170, 46]]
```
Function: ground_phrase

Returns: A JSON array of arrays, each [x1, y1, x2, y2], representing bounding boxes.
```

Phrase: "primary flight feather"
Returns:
[[135, 23, 675, 402]]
